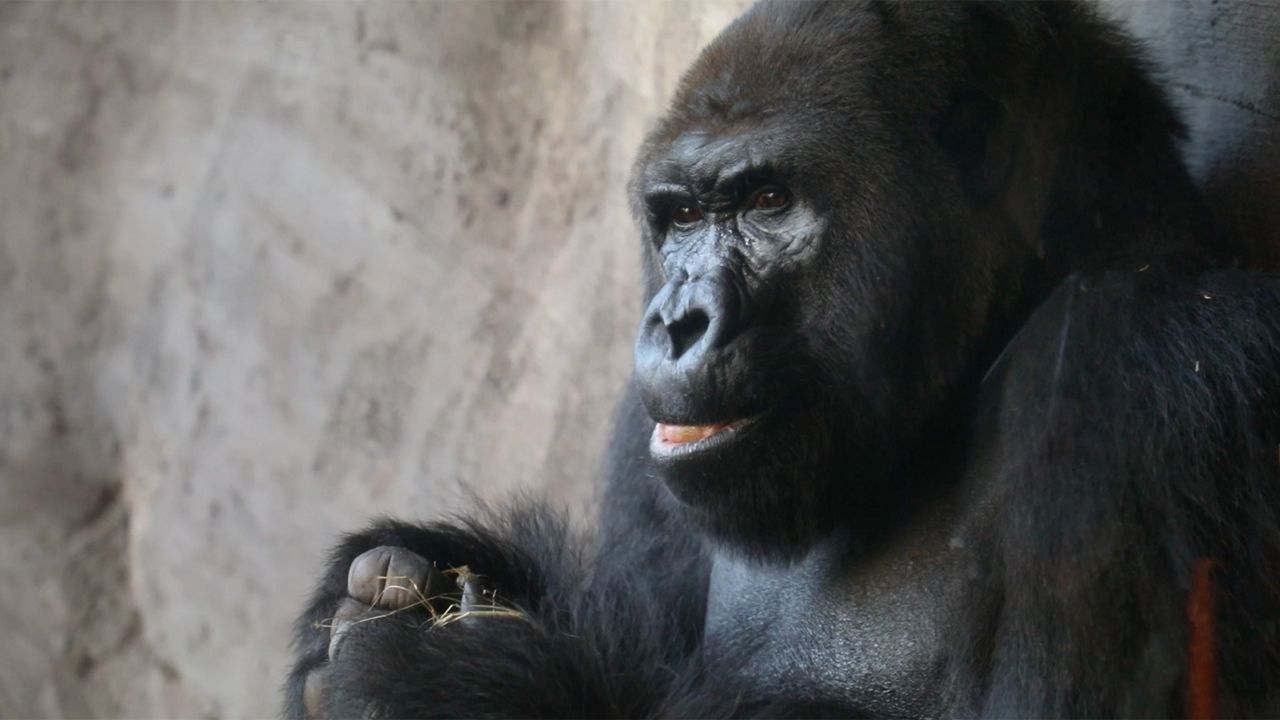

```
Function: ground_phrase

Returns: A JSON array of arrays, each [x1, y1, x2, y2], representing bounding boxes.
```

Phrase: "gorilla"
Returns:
[[286, 1, 1280, 717]]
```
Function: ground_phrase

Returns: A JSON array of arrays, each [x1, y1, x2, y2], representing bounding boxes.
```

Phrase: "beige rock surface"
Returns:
[[1, 1, 1275, 717]]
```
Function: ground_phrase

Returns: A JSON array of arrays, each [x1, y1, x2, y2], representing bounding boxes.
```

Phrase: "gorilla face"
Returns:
[[629, 2, 1042, 559], [634, 132, 829, 433], [631, 126, 856, 556], [631, 119, 926, 557]]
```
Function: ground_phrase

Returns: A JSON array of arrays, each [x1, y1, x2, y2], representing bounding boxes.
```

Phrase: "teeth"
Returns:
[[657, 422, 729, 444]]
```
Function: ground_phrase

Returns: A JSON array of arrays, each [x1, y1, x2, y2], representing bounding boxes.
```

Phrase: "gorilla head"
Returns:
[[628, 1, 1175, 559]]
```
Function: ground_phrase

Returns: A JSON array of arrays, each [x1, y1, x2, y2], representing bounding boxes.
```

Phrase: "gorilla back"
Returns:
[[288, 2, 1280, 717]]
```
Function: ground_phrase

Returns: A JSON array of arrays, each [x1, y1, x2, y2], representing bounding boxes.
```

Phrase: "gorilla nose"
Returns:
[[647, 275, 737, 361], [664, 307, 711, 360], [635, 273, 745, 419]]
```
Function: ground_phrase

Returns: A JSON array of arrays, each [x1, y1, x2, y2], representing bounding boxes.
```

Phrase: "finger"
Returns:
[[303, 664, 332, 720], [328, 597, 368, 661], [381, 547, 438, 609], [348, 546, 440, 609], [460, 576, 481, 614], [347, 547, 394, 606]]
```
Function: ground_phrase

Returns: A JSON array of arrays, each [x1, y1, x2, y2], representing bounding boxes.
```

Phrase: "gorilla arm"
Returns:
[[283, 390, 742, 720], [284, 385, 834, 719], [282, 491, 842, 719]]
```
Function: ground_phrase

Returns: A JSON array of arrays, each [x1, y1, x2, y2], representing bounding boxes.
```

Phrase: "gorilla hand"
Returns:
[[285, 518, 541, 720], [303, 546, 492, 718]]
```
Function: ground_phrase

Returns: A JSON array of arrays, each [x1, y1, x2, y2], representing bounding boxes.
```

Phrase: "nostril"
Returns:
[[666, 310, 710, 360]]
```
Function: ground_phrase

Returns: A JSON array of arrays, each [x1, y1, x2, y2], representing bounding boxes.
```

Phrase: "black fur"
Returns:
[[286, 1, 1280, 716]]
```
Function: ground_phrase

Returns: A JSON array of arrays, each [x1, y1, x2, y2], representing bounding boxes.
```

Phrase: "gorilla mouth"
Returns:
[[650, 416, 760, 459]]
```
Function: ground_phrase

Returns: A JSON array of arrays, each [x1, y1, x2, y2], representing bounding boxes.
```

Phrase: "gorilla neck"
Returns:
[[691, 404, 977, 568], [704, 478, 979, 716]]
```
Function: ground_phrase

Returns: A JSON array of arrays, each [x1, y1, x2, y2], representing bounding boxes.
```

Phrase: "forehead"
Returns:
[[640, 129, 790, 188], [637, 97, 884, 200]]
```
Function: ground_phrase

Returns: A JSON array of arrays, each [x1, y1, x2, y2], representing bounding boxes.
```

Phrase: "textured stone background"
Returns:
[[0, 2, 1275, 718]]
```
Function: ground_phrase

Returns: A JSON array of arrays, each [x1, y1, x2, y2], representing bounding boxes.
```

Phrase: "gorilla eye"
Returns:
[[671, 203, 704, 227], [752, 187, 791, 211]]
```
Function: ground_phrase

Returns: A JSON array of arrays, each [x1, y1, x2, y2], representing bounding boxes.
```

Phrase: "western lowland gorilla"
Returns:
[[286, 1, 1280, 716]]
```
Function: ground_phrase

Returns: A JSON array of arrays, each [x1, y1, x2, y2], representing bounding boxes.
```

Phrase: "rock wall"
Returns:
[[0, 1, 1274, 717]]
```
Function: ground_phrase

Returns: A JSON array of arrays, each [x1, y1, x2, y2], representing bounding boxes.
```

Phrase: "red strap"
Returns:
[[1186, 558, 1217, 720]]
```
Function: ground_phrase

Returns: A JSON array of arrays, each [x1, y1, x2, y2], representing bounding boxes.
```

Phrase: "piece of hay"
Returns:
[[315, 565, 534, 638]]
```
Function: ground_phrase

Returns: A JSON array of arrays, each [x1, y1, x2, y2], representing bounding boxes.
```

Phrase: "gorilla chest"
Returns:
[[705, 529, 975, 717]]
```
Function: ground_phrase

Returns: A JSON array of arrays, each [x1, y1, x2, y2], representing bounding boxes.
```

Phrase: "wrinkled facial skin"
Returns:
[[630, 126, 880, 560], [635, 131, 828, 425]]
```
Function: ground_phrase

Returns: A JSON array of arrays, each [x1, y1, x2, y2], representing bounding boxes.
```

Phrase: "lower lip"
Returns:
[[649, 416, 761, 459]]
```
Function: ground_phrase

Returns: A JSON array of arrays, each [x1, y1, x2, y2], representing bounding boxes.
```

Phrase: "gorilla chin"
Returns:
[[647, 404, 843, 560]]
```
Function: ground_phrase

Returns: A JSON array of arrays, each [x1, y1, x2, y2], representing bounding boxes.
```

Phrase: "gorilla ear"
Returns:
[[933, 89, 1008, 206]]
